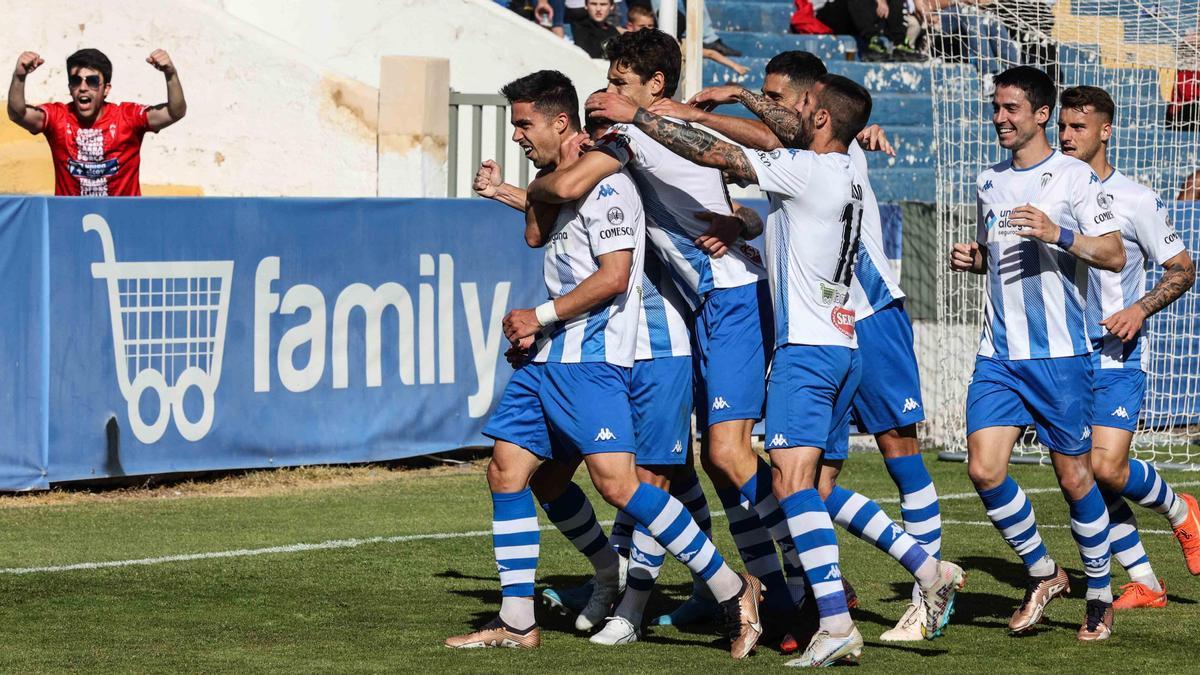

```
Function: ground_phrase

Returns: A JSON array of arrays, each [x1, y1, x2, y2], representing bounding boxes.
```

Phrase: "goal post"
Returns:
[[924, 0, 1200, 468]]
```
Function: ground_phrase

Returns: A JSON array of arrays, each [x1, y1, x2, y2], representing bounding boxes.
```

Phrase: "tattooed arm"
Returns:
[[1100, 250, 1196, 342], [733, 89, 804, 147], [630, 107, 758, 185]]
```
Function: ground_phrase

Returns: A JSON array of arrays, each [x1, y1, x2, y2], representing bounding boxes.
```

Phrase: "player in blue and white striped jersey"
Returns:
[[659, 50, 948, 643], [950, 67, 1126, 641], [446, 70, 764, 659], [1056, 85, 1200, 611]]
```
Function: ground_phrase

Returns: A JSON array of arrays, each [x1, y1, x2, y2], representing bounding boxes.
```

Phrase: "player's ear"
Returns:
[[1100, 121, 1112, 143], [553, 111, 569, 134], [650, 71, 666, 98], [102, 81, 112, 98], [1034, 104, 1050, 126]]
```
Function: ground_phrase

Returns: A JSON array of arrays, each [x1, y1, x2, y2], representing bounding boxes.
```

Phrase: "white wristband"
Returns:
[[535, 300, 559, 327]]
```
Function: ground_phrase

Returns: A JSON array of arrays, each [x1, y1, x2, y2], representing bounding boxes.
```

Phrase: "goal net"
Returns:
[[926, 0, 1200, 467]]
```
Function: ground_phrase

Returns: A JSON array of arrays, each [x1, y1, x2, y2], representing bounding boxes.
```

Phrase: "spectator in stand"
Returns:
[[1167, 23, 1199, 130], [1181, 169, 1200, 200], [625, 5, 749, 75], [6, 48, 186, 196], [924, 0, 1020, 82], [628, 0, 744, 56], [791, 0, 833, 34], [806, 0, 926, 61], [572, 0, 621, 58]]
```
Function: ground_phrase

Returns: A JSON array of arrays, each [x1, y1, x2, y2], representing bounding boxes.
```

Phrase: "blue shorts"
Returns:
[[1091, 362, 1144, 433], [765, 345, 860, 456], [693, 280, 773, 428], [851, 300, 925, 434], [483, 362, 636, 460], [966, 354, 1094, 455], [632, 356, 693, 466]]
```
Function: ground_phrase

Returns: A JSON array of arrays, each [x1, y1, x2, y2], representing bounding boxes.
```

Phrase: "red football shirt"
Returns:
[[38, 101, 151, 196]]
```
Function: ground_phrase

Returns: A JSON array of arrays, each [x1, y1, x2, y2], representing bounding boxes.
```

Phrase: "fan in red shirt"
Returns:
[[7, 48, 187, 196]]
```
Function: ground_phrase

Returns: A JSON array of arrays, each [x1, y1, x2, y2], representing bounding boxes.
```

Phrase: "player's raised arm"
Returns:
[[650, 86, 785, 150], [7, 51, 47, 133], [144, 49, 186, 132], [525, 149, 621, 204]]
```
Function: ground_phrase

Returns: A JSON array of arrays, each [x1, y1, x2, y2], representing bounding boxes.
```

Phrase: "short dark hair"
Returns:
[[604, 28, 681, 98], [1060, 85, 1115, 123], [993, 66, 1056, 120], [765, 51, 827, 90], [814, 74, 872, 146], [66, 48, 112, 83], [500, 70, 581, 131]]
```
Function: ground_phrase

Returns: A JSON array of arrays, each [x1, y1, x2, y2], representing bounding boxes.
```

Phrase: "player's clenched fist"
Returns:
[[950, 241, 980, 272], [503, 308, 542, 342], [14, 52, 43, 77], [474, 160, 502, 198], [146, 49, 176, 76], [1010, 205, 1060, 244]]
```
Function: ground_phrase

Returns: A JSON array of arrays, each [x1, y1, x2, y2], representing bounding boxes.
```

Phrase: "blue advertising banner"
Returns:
[[0, 197, 549, 489]]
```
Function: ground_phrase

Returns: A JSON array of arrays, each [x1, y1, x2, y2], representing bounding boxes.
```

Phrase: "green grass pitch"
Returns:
[[0, 452, 1196, 672]]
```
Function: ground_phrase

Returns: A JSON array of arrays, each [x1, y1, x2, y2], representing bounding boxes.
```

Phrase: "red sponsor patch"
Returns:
[[831, 307, 856, 338]]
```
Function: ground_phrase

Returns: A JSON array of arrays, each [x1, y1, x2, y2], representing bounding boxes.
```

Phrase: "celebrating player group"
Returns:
[[443, 28, 1200, 666]]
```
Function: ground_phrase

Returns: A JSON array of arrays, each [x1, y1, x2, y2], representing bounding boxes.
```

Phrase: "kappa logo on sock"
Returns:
[[677, 549, 697, 563], [671, 440, 684, 454], [630, 549, 654, 565], [823, 565, 842, 581], [769, 433, 789, 448], [890, 523, 906, 539], [901, 397, 921, 413], [594, 428, 617, 442], [496, 563, 510, 572], [1112, 406, 1129, 419], [711, 396, 730, 411], [1081, 555, 1108, 573]]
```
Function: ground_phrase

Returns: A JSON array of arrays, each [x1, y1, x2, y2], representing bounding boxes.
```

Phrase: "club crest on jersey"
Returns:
[[1041, 172, 1054, 189], [597, 184, 619, 198], [769, 149, 781, 159], [831, 306, 855, 338], [606, 207, 625, 225], [1097, 191, 1113, 210]]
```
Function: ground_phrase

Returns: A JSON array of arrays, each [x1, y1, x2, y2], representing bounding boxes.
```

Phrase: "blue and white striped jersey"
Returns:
[[848, 141, 905, 320], [1087, 170, 1186, 370], [637, 251, 692, 360], [594, 122, 767, 310], [533, 170, 645, 368], [741, 146, 864, 349], [975, 151, 1119, 360]]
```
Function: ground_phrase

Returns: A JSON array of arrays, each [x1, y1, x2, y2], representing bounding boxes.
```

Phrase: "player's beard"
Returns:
[[797, 113, 816, 150]]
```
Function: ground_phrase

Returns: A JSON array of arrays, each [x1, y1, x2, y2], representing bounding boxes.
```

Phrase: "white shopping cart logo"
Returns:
[[84, 214, 234, 443]]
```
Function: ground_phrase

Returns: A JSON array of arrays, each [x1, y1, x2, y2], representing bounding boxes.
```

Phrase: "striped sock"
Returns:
[[823, 485, 938, 586], [1069, 483, 1113, 603], [738, 461, 810, 605], [671, 469, 713, 538], [623, 483, 742, 602], [540, 482, 618, 582], [615, 524, 666, 624], [1102, 487, 1160, 591], [610, 510, 636, 557], [1124, 459, 1188, 528], [977, 476, 1055, 577], [780, 488, 853, 634], [884, 454, 943, 559], [493, 488, 540, 629], [717, 486, 795, 612]]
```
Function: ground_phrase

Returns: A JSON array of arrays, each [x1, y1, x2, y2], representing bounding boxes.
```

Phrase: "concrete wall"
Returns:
[[218, 0, 609, 96], [0, 0, 378, 196]]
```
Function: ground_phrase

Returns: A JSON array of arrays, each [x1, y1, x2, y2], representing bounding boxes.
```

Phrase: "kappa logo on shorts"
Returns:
[[901, 397, 921, 413], [1112, 406, 1129, 419], [711, 396, 730, 411], [594, 428, 617, 442], [671, 440, 684, 454], [823, 565, 842, 581], [769, 433, 789, 448], [1080, 426, 1092, 441]]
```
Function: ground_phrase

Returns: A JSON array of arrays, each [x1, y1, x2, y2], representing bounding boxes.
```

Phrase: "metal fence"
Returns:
[[448, 92, 532, 198]]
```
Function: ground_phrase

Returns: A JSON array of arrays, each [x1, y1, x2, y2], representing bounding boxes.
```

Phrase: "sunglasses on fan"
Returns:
[[68, 74, 103, 88]]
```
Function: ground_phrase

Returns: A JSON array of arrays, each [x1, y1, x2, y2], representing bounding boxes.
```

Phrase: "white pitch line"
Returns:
[[3, 480, 1197, 575]]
